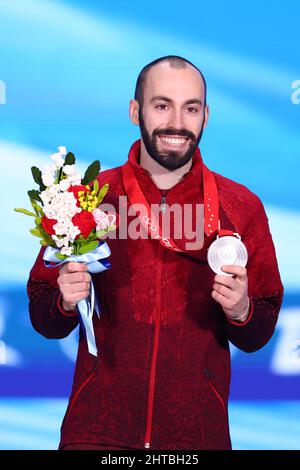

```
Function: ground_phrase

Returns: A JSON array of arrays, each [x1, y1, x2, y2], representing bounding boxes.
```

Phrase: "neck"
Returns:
[[139, 140, 193, 190]]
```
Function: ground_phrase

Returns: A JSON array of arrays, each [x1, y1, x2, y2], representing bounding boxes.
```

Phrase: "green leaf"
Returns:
[[28, 189, 42, 203], [31, 222, 55, 246], [35, 216, 42, 225], [14, 207, 36, 217], [29, 199, 42, 216], [55, 252, 68, 261], [30, 228, 44, 238], [81, 160, 100, 185], [32, 224, 56, 247], [78, 240, 99, 255], [97, 183, 109, 205], [96, 230, 108, 237], [72, 233, 96, 254], [83, 230, 97, 242], [56, 168, 61, 184], [42, 234, 56, 247], [64, 152, 75, 165], [31, 166, 42, 184], [31, 166, 46, 191], [75, 235, 86, 246], [86, 232, 97, 242], [93, 179, 99, 195]]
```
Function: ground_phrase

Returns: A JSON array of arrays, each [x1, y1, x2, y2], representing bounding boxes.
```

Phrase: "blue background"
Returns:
[[0, 0, 299, 449]]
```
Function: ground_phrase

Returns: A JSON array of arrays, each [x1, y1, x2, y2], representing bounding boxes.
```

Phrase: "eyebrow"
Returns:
[[150, 95, 203, 106]]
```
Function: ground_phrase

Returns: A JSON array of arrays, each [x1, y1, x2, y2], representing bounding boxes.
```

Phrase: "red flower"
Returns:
[[41, 216, 56, 236], [72, 211, 96, 239], [68, 185, 90, 207]]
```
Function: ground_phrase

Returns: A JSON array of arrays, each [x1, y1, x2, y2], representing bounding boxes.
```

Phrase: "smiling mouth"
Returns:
[[158, 135, 189, 146]]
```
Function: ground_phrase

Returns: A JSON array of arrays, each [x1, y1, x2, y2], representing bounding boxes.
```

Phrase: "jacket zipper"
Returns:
[[144, 240, 163, 449], [204, 368, 227, 417], [64, 360, 100, 423], [160, 195, 167, 214]]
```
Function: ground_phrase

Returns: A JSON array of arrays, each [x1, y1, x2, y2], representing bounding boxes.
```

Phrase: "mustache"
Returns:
[[153, 128, 196, 141]]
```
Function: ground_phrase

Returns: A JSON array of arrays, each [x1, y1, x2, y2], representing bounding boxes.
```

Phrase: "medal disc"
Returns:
[[207, 235, 248, 275]]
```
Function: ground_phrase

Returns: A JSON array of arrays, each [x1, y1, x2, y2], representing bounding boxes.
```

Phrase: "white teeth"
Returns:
[[160, 136, 187, 145]]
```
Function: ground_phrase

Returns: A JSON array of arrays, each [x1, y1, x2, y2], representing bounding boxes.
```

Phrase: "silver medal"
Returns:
[[207, 234, 248, 275]]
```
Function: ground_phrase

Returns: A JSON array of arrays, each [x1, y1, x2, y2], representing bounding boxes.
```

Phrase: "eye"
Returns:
[[155, 104, 168, 110], [187, 106, 198, 113]]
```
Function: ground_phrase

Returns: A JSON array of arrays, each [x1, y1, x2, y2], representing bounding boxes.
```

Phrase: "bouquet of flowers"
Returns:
[[14, 146, 116, 356]]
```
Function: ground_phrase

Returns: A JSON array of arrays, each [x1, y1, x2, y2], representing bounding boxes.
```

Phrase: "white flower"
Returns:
[[42, 173, 55, 187], [58, 146, 67, 156], [41, 189, 80, 222], [61, 246, 73, 256], [63, 164, 77, 176], [45, 184, 60, 196], [51, 234, 65, 248], [58, 166, 82, 186], [66, 224, 81, 239], [53, 223, 66, 236], [59, 178, 71, 191], [42, 162, 58, 186], [69, 171, 82, 186], [43, 163, 56, 174], [70, 178, 82, 186], [52, 225, 80, 249], [50, 152, 64, 169]]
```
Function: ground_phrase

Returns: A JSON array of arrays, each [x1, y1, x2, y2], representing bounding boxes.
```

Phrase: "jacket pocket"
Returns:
[[204, 368, 227, 418], [63, 361, 99, 426]]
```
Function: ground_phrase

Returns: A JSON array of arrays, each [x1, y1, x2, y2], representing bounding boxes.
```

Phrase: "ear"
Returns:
[[129, 99, 140, 125], [203, 104, 209, 129]]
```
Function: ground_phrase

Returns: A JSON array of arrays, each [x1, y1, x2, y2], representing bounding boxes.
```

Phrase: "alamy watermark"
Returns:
[[100, 196, 205, 250], [0, 80, 6, 104], [291, 80, 300, 105]]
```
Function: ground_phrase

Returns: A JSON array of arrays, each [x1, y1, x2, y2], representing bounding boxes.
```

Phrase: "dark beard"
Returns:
[[138, 108, 205, 170]]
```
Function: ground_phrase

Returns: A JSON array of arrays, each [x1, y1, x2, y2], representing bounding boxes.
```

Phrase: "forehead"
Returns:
[[143, 62, 205, 101]]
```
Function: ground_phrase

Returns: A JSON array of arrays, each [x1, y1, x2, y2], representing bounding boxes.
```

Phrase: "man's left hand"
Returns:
[[211, 265, 249, 322]]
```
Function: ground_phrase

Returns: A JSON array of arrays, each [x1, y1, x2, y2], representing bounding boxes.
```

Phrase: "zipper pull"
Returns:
[[160, 195, 166, 214]]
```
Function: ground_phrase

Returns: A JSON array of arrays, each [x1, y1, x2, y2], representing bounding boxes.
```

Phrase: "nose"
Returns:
[[167, 108, 184, 130]]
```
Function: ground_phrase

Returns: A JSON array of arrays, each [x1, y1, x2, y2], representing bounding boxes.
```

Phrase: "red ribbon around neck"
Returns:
[[121, 157, 235, 252]]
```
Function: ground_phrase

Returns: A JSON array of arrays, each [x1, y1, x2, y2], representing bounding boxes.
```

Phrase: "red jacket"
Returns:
[[27, 140, 283, 450]]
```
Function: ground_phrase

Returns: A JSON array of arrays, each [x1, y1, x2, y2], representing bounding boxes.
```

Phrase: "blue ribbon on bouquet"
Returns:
[[43, 240, 111, 357]]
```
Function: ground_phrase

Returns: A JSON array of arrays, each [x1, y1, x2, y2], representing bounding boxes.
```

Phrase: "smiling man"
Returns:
[[27, 55, 284, 450], [134, 60, 208, 172]]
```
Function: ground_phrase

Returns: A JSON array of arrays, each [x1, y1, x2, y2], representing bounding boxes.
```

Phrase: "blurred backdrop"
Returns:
[[0, 0, 299, 449]]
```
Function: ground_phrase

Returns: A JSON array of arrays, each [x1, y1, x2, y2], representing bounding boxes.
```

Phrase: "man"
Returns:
[[27, 56, 283, 450]]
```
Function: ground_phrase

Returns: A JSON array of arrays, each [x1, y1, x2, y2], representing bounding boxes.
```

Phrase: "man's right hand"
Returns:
[[57, 262, 91, 311]]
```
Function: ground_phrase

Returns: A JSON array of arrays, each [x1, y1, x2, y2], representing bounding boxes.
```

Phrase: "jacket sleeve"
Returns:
[[225, 197, 284, 352], [27, 246, 79, 339]]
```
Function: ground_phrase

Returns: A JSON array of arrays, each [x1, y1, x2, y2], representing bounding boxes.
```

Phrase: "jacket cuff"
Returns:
[[56, 291, 78, 317], [225, 298, 254, 327], [225, 293, 283, 352]]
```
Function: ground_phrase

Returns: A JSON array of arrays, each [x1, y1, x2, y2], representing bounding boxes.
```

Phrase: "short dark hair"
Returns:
[[134, 55, 207, 107]]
